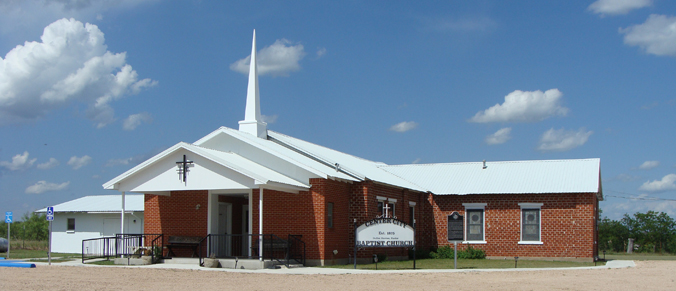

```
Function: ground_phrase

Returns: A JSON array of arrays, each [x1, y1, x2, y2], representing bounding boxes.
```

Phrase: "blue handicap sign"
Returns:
[[46, 207, 54, 221], [5, 212, 12, 223]]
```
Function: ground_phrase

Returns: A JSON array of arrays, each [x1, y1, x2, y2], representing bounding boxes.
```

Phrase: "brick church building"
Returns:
[[104, 31, 602, 266]]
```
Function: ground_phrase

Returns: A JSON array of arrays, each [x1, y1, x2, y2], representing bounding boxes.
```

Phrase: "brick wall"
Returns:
[[428, 193, 598, 258], [144, 191, 209, 257]]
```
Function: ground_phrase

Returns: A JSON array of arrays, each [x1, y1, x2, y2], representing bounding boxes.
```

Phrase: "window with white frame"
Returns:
[[519, 203, 543, 244], [463, 203, 486, 243], [377, 196, 396, 218], [409, 202, 416, 226]]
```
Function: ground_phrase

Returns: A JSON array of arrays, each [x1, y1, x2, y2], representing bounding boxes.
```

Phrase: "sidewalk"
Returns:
[[31, 259, 635, 274]]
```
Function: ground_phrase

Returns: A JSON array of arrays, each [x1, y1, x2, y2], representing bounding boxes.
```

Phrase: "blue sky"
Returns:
[[1, 0, 675, 220]]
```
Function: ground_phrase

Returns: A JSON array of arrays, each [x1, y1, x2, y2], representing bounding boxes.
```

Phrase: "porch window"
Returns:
[[519, 203, 543, 244], [67, 218, 75, 232], [463, 203, 486, 243], [376, 196, 396, 218]]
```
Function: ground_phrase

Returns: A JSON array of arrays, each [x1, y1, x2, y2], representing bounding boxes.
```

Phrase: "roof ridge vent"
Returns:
[[483, 159, 487, 169]]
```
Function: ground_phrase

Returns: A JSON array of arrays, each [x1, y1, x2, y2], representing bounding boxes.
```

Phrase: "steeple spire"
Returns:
[[238, 29, 267, 138]]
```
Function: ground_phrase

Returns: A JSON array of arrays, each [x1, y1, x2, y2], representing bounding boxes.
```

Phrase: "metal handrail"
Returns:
[[287, 234, 306, 266], [82, 234, 164, 264], [197, 234, 305, 267]]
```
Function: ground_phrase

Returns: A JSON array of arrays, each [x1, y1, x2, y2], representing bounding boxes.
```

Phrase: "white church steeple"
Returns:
[[238, 29, 268, 139]]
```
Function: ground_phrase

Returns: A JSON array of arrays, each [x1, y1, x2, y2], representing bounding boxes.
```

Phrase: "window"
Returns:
[[409, 202, 416, 226], [519, 203, 543, 244], [376, 196, 396, 218], [327, 202, 334, 228], [67, 218, 75, 232], [463, 203, 486, 243]]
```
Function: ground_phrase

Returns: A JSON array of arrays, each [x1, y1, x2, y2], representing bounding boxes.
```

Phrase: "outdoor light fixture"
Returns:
[[373, 254, 379, 270], [196, 204, 201, 210], [514, 256, 519, 268], [333, 250, 338, 255]]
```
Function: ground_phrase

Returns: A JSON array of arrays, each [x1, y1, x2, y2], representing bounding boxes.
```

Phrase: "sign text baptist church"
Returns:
[[356, 218, 414, 247]]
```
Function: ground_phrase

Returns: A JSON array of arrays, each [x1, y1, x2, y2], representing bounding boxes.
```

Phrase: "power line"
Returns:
[[605, 190, 676, 202]]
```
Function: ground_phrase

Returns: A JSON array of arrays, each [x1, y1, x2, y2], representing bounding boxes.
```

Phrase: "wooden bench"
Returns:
[[166, 236, 202, 258]]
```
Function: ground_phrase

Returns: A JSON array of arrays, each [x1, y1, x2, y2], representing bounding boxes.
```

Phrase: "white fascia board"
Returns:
[[103, 142, 272, 192], [258, 181, 310, 194], [102, 142, 188, 190], [194, 127, 332, 180]]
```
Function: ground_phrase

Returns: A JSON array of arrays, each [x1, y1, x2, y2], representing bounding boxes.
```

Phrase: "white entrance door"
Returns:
[[242, 205, 249, 255], [217, 203, 232, 257]]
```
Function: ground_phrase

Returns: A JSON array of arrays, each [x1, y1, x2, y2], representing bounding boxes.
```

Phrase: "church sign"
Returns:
[[356, 218, 414, 248], [447, 211, 464, 241]]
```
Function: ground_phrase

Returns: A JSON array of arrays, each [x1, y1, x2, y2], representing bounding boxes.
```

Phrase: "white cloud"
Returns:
[[639, 174, 676, 192], [316, 47, 327, 58], [485, 127, 512, 145], [639, 160, 660, 170], [537, 128, 593, 152], [469, 89, 568, 123], [67, 155, 91, 169], [37, 158, 60, 170], [0, 18, 157, 127], [621, 14, 676, 57], [105, 157, 132, 167], [0, 151, 36, 171], [389, 121, 418, 133], [25, 180, 70, 194], [261, 114, 278, 124], [230, 39, 306, 77], [588, 0, 652, 16], [122, 112, 152, 130]]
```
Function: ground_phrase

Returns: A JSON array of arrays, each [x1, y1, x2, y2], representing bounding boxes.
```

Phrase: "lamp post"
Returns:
[[514, 256, 519, 268]]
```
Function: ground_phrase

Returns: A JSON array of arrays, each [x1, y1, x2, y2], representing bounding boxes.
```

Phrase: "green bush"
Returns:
[[458, 245, 486, 259], [430, 245, 486, 259], [430, 245, 454, 259]]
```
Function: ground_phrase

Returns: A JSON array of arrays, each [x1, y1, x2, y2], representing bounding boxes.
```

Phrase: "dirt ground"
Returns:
[[1, 261, 674, 290]]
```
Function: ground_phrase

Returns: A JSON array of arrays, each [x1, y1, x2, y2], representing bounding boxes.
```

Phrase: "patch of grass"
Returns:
[[326, 258, 602, 270], [10, 240, 48, 251], [0, 249, 79, 260], [602, 252, 676, 261]]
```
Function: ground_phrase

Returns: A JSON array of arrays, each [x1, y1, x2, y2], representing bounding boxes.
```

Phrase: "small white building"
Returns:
[[35, 195, 144, 253]]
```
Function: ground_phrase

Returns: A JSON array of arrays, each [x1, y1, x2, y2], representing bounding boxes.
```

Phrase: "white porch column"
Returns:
[[120, 191, 126, 235], [259, 187, 263, 261]]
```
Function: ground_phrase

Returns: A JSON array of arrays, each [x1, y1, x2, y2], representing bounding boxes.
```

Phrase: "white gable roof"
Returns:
[[35, 195, 144, 213], [103, 141, 311, 193], [379, 159, 602, 196]]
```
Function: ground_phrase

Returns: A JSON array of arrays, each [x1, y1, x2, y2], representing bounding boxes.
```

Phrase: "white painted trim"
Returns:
[[259, 187, 263, 261], [388, 198, 398, 203], [518, 241, 544, 245], [408, 201, 416, 206], [207, 190, 213, 234], [248, 189, 253, 257], [462, 241, 487, 244], [519, 203, 543, 244], [518, 202, 543, 208], [463, 205, 485, 242], [376, 196, 386, 201], [462, 203, 486, 209]]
